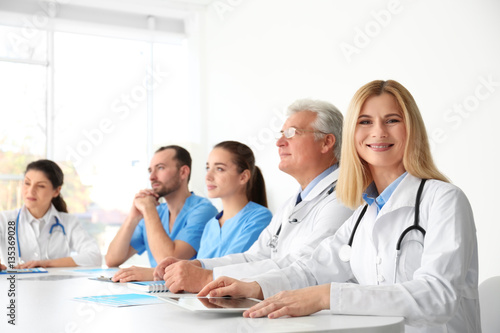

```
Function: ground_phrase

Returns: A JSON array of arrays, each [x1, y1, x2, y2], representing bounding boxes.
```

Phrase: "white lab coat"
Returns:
[[199, 168, 353, 280], [0, 204, 101, 267], [254, 174, 480, 333]]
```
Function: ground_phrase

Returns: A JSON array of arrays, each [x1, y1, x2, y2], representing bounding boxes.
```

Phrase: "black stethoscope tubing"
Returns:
[[341, 178, 427, 261]]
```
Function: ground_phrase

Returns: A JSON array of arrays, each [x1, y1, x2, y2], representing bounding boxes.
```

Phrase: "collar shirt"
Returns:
[[26, 208, 51, 239], [363, 172, 408, 214], [30, 219, 41, 238], [300, 164, 338, 200]]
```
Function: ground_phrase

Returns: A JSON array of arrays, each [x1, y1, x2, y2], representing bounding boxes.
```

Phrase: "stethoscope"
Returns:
[[267, 181, 337, 251], [15, 209, 67, 261], [338, 179, 427, 283]]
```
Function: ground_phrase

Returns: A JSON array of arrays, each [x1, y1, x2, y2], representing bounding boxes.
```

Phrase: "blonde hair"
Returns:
[[337, 80, 448, 209]]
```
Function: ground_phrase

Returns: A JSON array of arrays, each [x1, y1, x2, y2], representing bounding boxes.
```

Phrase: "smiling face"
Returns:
[[22, 170, 61, 218], [205, 148, 248, 199], [355, 93, 407, 177]]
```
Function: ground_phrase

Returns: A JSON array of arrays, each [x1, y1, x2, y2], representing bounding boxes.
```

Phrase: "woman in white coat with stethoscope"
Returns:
[[199, 80, 481, 332], [0, 159, 101, 270]]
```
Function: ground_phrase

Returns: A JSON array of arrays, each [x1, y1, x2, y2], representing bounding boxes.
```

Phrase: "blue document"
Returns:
[[71, 268, 119, 274], [0, 268, 48, 274], [73, 293, 164, 307]]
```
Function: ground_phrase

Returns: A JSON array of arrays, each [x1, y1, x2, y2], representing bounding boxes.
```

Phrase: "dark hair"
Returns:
[[155, 145, 192, 182], [25, 159, 68, 213], [214, 141, 268, 207]]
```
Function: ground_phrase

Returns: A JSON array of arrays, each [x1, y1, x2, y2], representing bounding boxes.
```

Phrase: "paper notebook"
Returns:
[[127, 281, 169, 293], [0, 268, 48, 274], [74, 294, 163, 307]]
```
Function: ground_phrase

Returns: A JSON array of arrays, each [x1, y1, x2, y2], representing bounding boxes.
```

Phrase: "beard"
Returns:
[[153, 176, 182, 198]]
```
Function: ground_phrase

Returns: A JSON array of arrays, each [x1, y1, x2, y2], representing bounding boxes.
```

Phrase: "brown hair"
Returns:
[[155, 145, 192, 182], [214, 141, 268, 207], [25, 159, 68, 213]]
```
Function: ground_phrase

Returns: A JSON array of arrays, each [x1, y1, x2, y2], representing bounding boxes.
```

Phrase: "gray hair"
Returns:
[[287, 98, 343, 161]]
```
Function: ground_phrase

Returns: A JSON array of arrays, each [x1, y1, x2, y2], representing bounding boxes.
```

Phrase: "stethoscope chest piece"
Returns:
[[267, 234, 279, 252], [339, 244, 352, 262]]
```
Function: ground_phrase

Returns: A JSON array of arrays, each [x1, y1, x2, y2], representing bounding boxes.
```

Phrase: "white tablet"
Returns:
[[160, 296, 261, 313]]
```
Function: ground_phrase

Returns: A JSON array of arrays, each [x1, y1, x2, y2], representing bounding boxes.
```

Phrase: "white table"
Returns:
[[0, 268, 405, 332]]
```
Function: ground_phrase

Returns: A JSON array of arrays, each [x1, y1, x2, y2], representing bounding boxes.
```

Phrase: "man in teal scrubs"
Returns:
[[105, 145, 217, 281]]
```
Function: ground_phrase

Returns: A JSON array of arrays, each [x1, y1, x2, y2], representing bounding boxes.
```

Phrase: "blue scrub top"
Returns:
[[196, 201, 272, 259], [130, 193, 218, 267]]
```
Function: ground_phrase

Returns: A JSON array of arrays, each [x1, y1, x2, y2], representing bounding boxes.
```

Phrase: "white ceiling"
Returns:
[[0, 0, 221, 39], [162, 0, 215, 4], [1, 0, 215, 19], [65, 0, 212, 19]]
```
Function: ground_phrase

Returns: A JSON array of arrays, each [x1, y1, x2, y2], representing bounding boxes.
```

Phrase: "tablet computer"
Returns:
[[160, 296, 261, 313]]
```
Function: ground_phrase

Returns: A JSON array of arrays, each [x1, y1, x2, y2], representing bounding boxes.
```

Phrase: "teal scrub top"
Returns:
[[130, 193, 218, 267], [196, 201, 272, 259]]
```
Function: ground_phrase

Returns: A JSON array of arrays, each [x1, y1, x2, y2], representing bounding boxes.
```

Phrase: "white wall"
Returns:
[[194, 0, 500, 283]]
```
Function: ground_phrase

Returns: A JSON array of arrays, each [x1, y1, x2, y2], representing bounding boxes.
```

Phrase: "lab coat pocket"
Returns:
[[399, 238, 424, 282]]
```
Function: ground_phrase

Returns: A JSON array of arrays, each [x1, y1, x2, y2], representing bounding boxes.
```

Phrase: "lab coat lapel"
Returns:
[[282, 168, 339, 237], [370, 174, 422, 252], [377, 174, 422, 219], [302, 167, 339, 203], [288, 169, 338, 218], [40, 205, 60, 236], [18, 207, 41, 262]]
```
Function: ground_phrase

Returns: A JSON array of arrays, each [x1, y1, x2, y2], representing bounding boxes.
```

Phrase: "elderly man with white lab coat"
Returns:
[[153, 98, 353, 293]]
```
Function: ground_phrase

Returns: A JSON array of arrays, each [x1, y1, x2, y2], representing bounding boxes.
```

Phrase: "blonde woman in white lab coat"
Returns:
[[199, 80, 481, 333], [0, 159, 101, 270]]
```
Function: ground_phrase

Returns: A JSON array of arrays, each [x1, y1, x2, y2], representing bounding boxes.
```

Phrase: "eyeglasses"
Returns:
[[276, 127, 327, 140]]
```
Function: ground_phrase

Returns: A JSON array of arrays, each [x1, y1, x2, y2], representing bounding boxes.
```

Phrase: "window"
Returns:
[[0, 25, 47, 211], [0, 8, 193, 265]]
